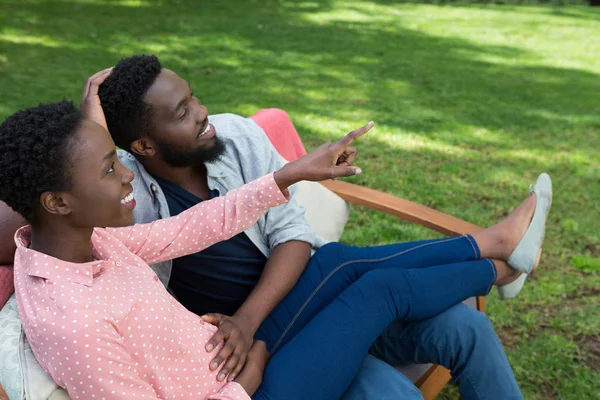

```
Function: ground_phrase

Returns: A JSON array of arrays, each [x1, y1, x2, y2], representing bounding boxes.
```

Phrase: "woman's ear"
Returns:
[[39, 191, 72, 217]]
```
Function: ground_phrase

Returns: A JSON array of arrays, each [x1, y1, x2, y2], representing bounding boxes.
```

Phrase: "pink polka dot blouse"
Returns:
[[13, 173, 288, 400]]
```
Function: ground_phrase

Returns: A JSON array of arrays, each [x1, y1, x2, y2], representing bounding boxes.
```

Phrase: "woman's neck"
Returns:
[[29, 223, 95, 263]]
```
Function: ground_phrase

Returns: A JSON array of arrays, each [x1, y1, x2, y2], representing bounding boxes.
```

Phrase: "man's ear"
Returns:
[[130, 137, 157, 157], [39, 192, 72, 217]]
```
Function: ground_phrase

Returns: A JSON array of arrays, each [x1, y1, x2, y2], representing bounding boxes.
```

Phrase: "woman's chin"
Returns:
[[111, 213, 134, 228]]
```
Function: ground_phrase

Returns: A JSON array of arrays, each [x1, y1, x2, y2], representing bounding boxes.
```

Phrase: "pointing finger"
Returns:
[[337, 121, 374, 147]]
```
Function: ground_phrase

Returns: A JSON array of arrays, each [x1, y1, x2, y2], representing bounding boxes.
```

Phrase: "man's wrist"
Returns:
[[232, 311, 260, 336]]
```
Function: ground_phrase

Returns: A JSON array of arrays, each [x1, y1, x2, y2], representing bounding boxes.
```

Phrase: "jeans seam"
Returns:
[[269, 236, 466, 355], [464, 234, 480, 259], [484, 259, 496, 295]]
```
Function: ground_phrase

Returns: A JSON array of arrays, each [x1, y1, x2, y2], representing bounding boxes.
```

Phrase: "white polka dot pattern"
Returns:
[[12, 173, 287, 399]]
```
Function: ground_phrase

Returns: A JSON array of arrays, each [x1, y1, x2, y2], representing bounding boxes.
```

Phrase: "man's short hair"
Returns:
[[98, 54, 162, 151]]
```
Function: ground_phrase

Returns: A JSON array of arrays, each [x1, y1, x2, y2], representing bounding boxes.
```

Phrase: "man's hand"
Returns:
[[233, 340, 269, 396], [80, 67, 113, 130], [201, 313, 254, 382]]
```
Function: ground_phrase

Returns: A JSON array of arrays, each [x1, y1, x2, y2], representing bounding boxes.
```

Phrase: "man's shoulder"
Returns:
[[117, 148, 142, 171]]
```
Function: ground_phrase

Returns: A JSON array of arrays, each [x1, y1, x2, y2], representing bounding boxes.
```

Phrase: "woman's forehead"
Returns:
[[70, 120, 116, 166]]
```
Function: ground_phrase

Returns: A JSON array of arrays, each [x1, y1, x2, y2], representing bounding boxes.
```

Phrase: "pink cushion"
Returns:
[[249, 109, 307, 162], [0, 265, 14, 309]]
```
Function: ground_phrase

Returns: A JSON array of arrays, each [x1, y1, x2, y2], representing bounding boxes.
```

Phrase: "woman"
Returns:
[[0, 98, 550, 399]]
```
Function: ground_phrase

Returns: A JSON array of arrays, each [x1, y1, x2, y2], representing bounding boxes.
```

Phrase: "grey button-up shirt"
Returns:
[[117, 113, 323, 287]]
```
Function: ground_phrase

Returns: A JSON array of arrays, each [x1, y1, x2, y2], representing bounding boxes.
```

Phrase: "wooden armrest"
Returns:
[[0, 383, 8, 400], [321, 180, 483, 236]]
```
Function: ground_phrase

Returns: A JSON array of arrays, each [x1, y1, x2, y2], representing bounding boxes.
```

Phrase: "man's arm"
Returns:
[[0, 201, 26, 265], [202, 240, 311, 381], [235, 240, 311, 333]]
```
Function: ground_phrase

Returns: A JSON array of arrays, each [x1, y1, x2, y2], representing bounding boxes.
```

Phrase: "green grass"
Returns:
[[1, 0, 599, 398]]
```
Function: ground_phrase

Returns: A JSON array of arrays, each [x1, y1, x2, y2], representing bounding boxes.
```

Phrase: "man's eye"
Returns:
[[107, 162, 115, 174], [180, 106, 189, 119]]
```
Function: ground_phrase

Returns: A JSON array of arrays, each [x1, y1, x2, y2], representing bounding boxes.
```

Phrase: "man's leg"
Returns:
[[370, 303, 523, 400], [342, 355, 423, 400]]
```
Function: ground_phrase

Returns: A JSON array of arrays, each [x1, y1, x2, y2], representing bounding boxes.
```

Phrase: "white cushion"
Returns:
[[0, 295, 24, 400], [294, 180, 350, 244], [21, 333, 62, 400], [0, 294, 70, 400]]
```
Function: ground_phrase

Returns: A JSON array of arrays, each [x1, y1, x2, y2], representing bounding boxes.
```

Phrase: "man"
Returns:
[[98, 55, 523, 399]]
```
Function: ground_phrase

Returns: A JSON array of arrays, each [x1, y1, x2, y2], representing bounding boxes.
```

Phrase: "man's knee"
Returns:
[[371, 303, 498, 366], [432, 304, 497, 352], [342, 355, 423, 400]]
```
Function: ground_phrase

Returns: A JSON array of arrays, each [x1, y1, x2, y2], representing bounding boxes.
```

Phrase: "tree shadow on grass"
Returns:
[[1, 0, 598, 222]]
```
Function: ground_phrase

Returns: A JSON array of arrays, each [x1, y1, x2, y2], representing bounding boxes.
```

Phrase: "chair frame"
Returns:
[[320, 179, 485, 400]]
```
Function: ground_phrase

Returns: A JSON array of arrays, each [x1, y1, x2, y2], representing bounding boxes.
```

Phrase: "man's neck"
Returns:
[[143, 159, 211, 200]]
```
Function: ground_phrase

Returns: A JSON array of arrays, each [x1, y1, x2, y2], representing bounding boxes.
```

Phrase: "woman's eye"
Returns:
[[107, 162, 115, 174]]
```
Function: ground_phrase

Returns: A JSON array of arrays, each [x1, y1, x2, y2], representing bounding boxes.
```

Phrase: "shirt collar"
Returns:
[[15, 226, 104, 287], [205, 159, 229, 178]]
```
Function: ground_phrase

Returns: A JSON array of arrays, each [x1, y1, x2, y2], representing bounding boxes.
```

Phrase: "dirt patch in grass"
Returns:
[[538, 383, 558, 400], [563, 286, 600, 301], [583, 243, 600, 256], [575, 335, 600, 372], [497, 286, 599, 350]]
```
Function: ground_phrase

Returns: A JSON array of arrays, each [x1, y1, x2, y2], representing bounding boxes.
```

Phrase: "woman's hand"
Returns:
[[273, 121, 374, 190], [80, 67, 113, 130], [233, 340, 269, 396], [201, 313, 253, 382]]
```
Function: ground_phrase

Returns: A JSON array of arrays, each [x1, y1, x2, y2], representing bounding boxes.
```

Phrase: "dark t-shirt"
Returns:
[[155, 177, 267, 317]]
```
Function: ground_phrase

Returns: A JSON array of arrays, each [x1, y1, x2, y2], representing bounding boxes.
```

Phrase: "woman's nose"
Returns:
[[122, 166, 135, 184]]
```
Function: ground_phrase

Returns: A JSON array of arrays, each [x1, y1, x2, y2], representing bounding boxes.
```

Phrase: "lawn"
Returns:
[[1, 0, 599, 398]]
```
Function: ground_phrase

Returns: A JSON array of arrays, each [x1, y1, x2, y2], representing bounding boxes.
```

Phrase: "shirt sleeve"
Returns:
[[245, 118, 316, 250], [207, 382, 251, 400], [106, 173, 289, 265]]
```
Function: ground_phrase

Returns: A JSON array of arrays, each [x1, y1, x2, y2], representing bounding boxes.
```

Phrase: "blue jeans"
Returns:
[[343, 354, 424, 400], [253, 236, 499, 400], [364, 303, 523, 400]]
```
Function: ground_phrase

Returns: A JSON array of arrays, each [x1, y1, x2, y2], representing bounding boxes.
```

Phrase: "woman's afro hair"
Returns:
[[0, 100, 81, 222]]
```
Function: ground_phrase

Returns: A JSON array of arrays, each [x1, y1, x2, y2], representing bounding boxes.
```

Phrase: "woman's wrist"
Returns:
[[273, 164, 299, 191], [233, 359, 265, 395]]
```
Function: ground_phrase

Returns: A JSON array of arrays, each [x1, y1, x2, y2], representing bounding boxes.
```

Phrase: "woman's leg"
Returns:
[[257, 194, 537, 354], [253, 259, 496, 400], [257, 234, 482, 353]]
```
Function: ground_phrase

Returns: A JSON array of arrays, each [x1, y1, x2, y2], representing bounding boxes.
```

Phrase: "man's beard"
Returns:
[[155, 136, 227, 168]]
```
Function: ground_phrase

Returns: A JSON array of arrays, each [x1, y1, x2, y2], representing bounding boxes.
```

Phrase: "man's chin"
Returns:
[[161, 136, 226, 167]]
